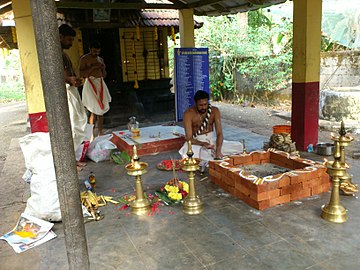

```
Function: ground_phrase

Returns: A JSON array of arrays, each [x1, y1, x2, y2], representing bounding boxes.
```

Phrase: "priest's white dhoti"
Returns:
[[67, 84, 88, 153], [82, 77, 112, 116], [178, 132, 243, 161]]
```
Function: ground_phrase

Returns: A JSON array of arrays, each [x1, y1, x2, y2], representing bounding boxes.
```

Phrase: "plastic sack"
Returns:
[[19, 132, 61, 222], [86, 134, 117, 163]]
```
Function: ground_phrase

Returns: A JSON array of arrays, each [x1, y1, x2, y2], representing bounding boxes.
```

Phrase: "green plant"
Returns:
[[194, 11, 293, 104], [0, 50, 25, 103]]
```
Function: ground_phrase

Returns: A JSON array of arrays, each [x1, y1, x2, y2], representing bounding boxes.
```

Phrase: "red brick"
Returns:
[[315, 166, 327, 177], [250, 152, 263, 162], [216, 165, 231, 177], [257, 181, 279, 193], [269, 158, 284, 167], [292, 161, 307, 170], [233, 155, 253, 165], [290, 172, 309, 185], [250, 189, 280, 201], [321, 174, 331, 184], [259, 151, 271, 161], [222, 183, 230, 193], [237, 191, 260, 209], [322, 182, 331, 192], [214, 176, 222, 186], [235, 179, 251, 194], [228, 170, 240, 180], [260, 159, 269, 164], [257, 199, 271, 210], [270, 152, 290, 163], [269, 194, 291, 207], [240, 177, 257, 192], [240, 161, 261, 166], [209, 161, 216, 169], [228, 186, 235, 194], [209, 168, 222, 180], [290, 188, 311, 201], [280, 183, 302, 195], [278, 175, 291, 188], [302, 177, 322, 189], [288, 173, 301, 185], [311, 185, 323, 195], [225, 158, 234, 166], [223, 175, 235, 187]]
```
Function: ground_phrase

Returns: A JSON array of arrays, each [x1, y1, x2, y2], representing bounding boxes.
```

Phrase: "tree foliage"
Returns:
[[195, 10, 293, 103]]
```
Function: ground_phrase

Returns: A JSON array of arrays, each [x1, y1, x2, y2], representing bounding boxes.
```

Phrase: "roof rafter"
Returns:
[[56, 1, 183, 10], [188, 0, 222, 9]]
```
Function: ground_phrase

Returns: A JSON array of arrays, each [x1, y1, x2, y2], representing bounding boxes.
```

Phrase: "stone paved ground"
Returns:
[[1, 102, 360, 269]]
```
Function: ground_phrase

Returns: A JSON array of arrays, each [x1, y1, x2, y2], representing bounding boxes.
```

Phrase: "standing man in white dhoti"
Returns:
[[179, 90, 243, 161], [59, 24, 88, 171], [79, 41, 111, 138]]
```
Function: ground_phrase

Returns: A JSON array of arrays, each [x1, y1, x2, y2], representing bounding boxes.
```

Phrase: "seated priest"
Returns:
[[179, 90, 243, 161]]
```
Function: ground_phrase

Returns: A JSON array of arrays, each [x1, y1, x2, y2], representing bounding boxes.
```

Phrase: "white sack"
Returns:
[[19, 132, 61, 222]]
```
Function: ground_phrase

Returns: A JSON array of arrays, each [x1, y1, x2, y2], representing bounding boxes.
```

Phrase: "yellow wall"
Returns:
[[292, 0, 322, 83], [65, 28, 82, 75], [12, 0, 45, 114]]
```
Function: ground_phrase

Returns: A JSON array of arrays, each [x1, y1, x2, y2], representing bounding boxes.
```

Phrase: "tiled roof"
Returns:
[[126, 9, 203, 28]]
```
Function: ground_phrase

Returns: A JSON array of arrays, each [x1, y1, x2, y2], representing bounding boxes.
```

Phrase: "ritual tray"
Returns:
[[156, 159, 181, 171]]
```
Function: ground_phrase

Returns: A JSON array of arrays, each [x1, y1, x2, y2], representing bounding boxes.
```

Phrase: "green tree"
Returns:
[[195, 10, 293, 104]]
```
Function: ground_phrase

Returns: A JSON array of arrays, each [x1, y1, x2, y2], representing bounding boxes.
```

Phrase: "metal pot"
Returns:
[[316, 143, 334, 156]]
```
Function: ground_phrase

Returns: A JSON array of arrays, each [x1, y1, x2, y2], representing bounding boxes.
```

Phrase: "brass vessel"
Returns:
[[321, 140, 348, 223], [125, 145, 151, 215], [180, 141, 204, 215], [332, 122, 358, 195]]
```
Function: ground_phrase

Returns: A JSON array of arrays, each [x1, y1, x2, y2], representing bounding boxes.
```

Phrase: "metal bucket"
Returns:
[[316, 143, 334, 156]]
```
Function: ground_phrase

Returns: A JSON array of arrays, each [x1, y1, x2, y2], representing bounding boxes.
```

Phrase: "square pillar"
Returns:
[[291, 0, 322, 150]]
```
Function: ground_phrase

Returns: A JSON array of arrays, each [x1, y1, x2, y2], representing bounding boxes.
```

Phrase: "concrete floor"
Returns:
[[1, 123, 360, 270]]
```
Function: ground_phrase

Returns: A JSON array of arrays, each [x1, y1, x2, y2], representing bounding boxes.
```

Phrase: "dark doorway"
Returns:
[[81, 28, 122, 86]]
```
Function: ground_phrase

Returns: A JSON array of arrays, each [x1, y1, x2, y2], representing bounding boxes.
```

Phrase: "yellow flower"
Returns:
[[165, 185, 179, 194], [182, 182, 189, 193]]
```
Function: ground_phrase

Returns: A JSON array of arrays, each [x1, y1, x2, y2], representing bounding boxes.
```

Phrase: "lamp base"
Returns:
[[321, 204, 348, 223], [183, 197, 204, 215], [131, 199, 151, 215]]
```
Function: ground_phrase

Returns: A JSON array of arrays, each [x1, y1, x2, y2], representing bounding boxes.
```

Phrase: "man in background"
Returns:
[[59, 24, 88, 170], [79, 40, 111, 137]]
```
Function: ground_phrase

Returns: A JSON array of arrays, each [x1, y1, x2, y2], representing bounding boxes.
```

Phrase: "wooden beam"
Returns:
[[166, 0, 187, 9], [188, 0, 223, 9], [0, 3, 11, 15], [55, 1, 184, 10], [0, 0, 11, 7]]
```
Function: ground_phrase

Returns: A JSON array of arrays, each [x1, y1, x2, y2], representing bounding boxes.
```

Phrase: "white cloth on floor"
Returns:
[[82, 76, 111, 115], [67, 84, 88, 153], [178, 131, 243, 161]]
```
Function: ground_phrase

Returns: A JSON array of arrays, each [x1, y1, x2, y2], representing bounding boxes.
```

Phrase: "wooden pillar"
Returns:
[[12, 0, 47, 132], [291, 0, 322, 150], [179, 9, 195, 47]]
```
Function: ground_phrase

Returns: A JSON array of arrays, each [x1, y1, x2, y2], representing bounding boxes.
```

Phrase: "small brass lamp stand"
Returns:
[[335, 122, 358, 195], [125, 145, 151, 215], [321, 140, 348, 223], [180, 141, 204, 215]]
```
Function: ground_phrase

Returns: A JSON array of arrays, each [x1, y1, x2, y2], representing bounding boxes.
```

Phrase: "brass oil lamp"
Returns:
[[125, 145, 151, 215], [180, 141, 204, 215], [334, 121, 358, 195], [321, 140, 348, 223]]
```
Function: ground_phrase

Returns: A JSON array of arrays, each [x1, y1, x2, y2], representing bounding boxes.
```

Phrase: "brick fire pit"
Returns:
[[209, 150, 330, 210]]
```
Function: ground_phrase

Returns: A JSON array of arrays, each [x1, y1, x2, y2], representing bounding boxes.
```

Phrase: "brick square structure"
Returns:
[[209, 150, 331, 210]]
